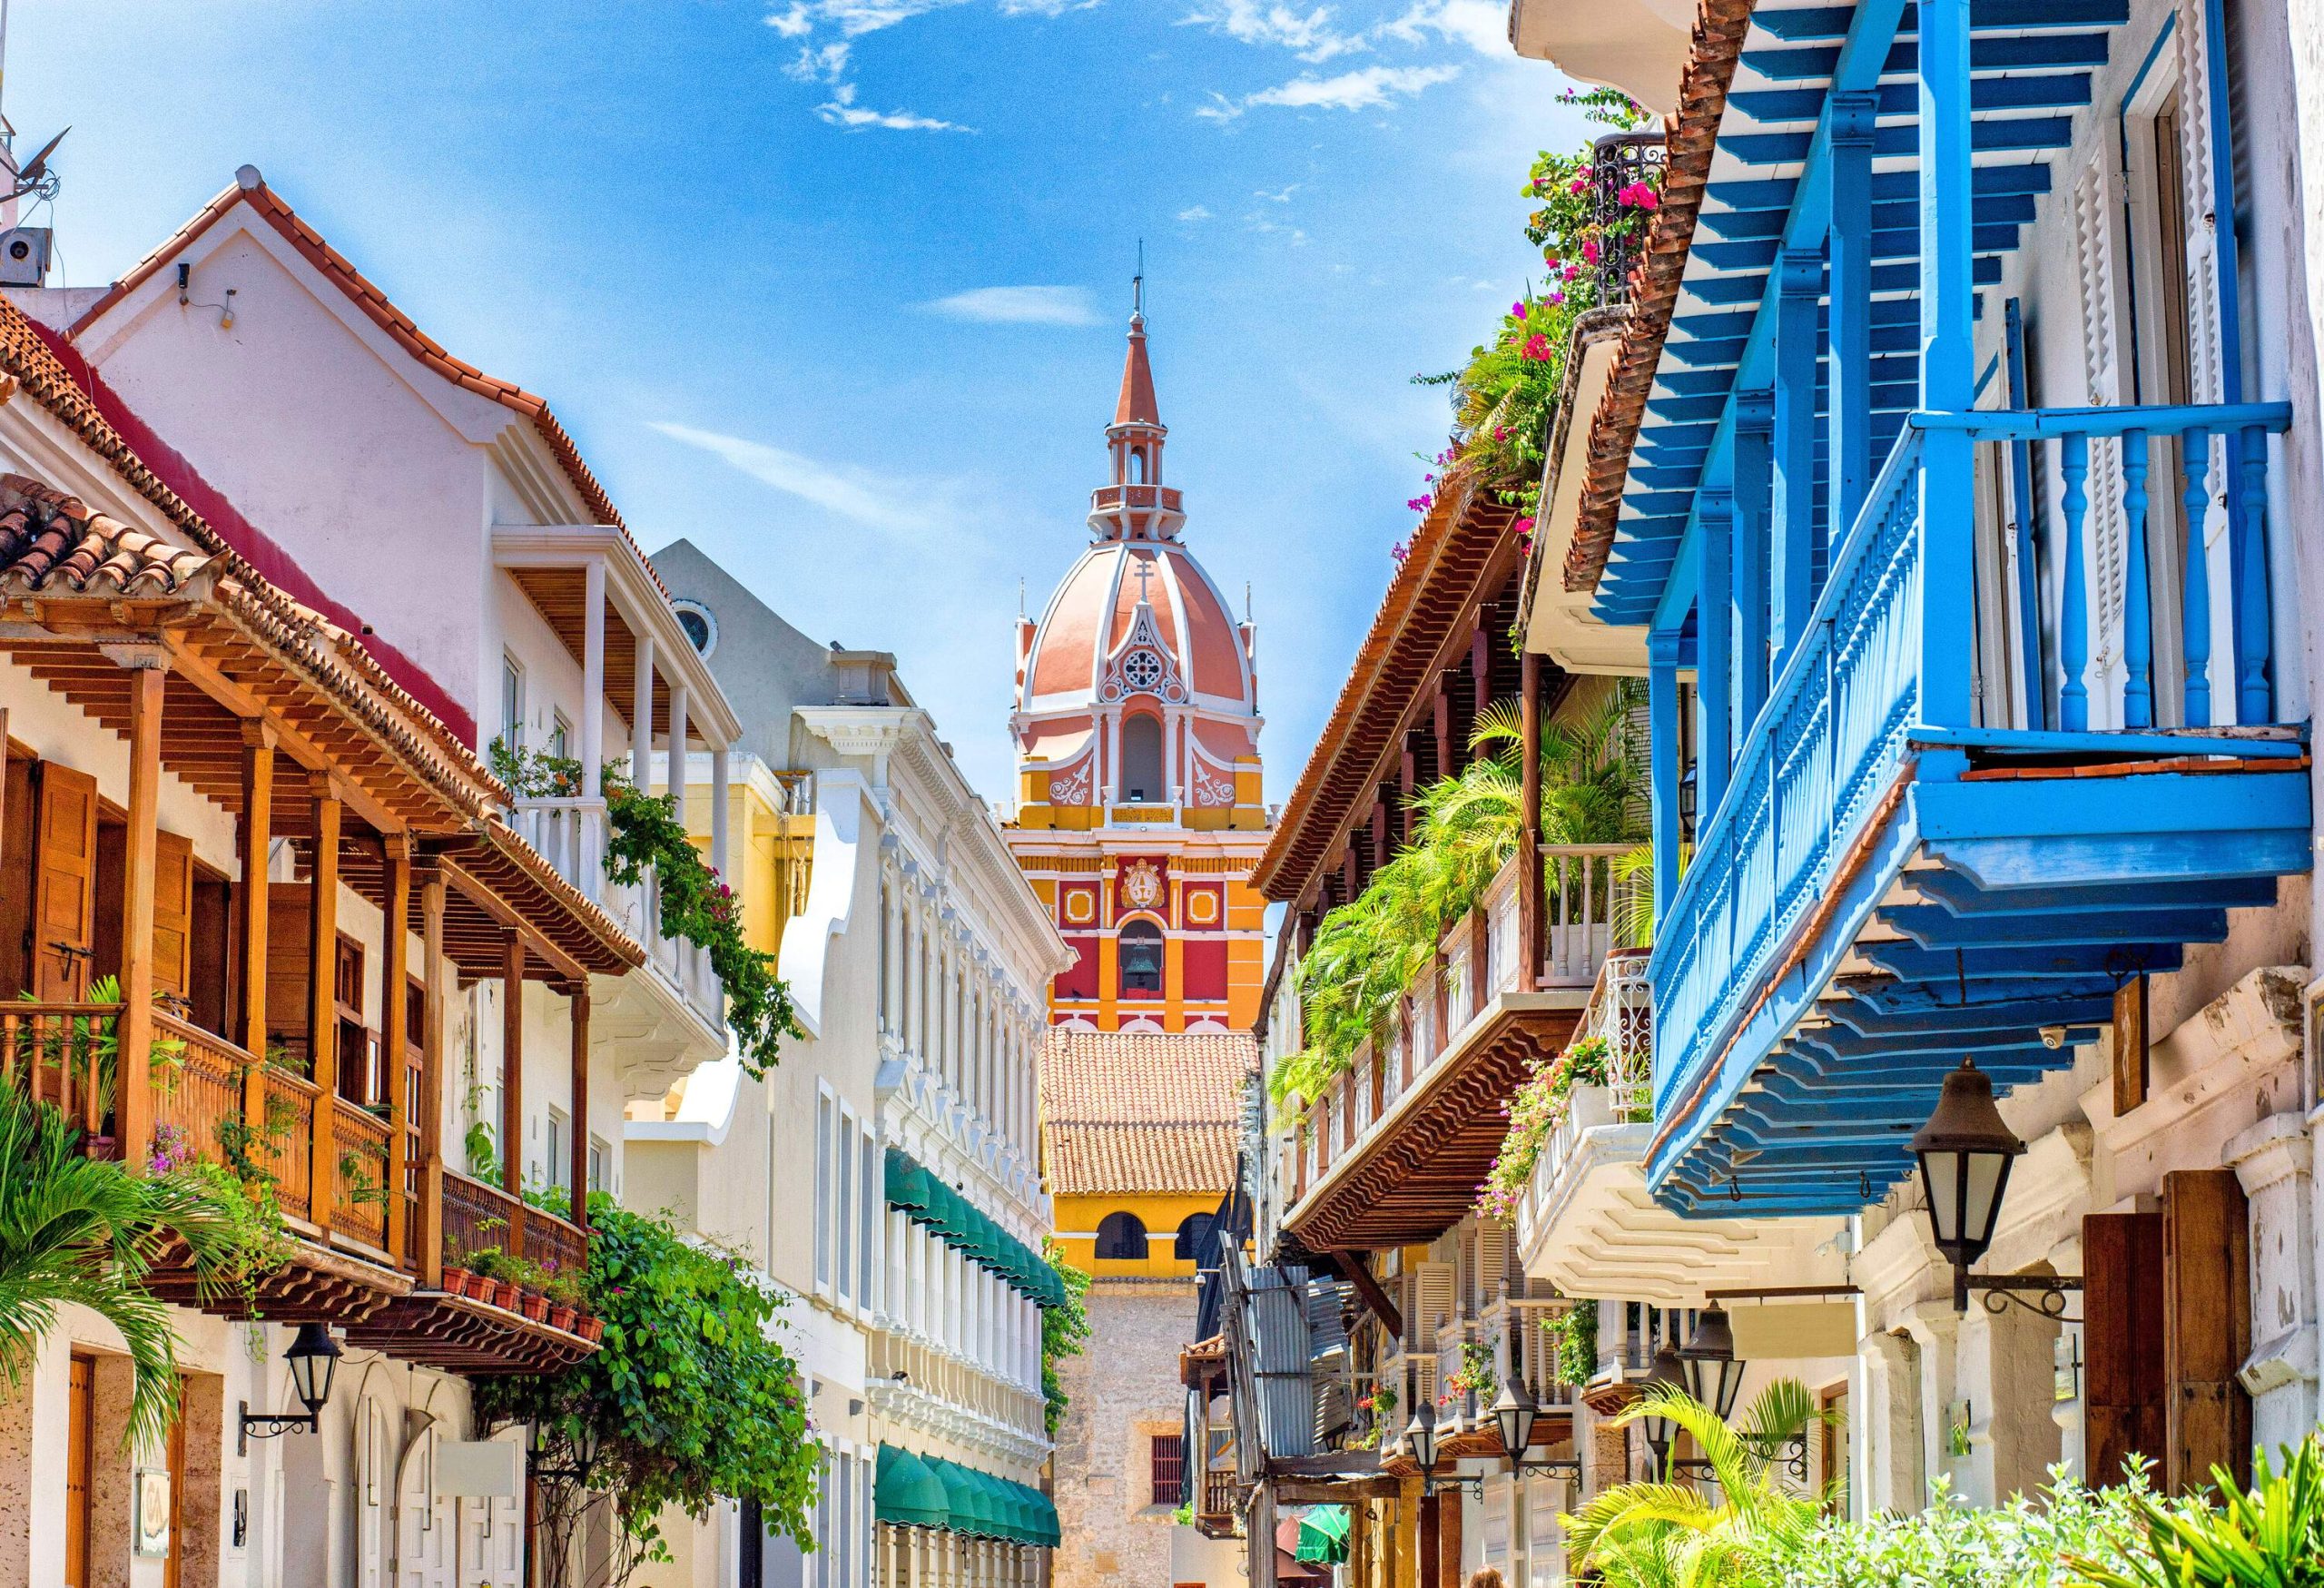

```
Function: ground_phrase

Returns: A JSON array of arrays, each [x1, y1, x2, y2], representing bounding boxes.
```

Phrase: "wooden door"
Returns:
[[2164, 1169, 2252, 1493], [33, 763, 97, 1000], [64, 1354, 93, 1588], [152, 831, 193, 1007], [163, 1380, 185, 1588], [2083, 1210, 2166, 1484]]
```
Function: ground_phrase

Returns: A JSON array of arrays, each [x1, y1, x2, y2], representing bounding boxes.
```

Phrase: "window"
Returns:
[[837, 1114, 856, 1305], [673, 598, 717, 658], [546, 1107, 571, 1192], [1174, 1212, 1216, 1264], [1119, 713, 1164, 798], [587, 1136, 607, 1192], [1118, 921, 1165, 997], [858, 1123, 877, 1310], [500, 654, 525, 748], [814, 1092, 833, 1290], [1096, 1211, 1148, 1261], [547, 711, 570, 763], [1129, 448, 1147, 484], [1149, 1433, 1185, 1506]]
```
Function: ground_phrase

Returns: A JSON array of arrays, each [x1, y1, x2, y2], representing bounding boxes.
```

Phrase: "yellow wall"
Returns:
[[1052, 1191, 1221, 1280]]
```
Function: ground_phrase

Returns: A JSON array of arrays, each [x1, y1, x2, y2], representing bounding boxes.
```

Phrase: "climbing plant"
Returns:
[[1041, 1240, 1093, 1435]]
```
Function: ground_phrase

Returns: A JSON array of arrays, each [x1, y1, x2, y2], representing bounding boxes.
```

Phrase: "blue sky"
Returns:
[[11, 0, 1591, 804]]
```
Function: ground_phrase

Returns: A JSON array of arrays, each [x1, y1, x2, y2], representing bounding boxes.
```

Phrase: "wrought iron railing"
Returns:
[[1591, 132, 1667, 306]]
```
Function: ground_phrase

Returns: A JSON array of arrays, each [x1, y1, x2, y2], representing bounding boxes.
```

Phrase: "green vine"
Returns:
[[1540, 1298, 1599, 1387], [1042, 1240, 1093, 1435], [490, 742, 801, 1078]]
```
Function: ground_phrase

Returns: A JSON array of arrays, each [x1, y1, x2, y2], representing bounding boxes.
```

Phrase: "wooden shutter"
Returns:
[[33, 763, 97, 1001], [1414, 1262, 1456, 1348], [2163, 1168, 2251, 1494], [1476, 1221, 1513, 1307], [2073, 144, 2133, 715], [2083, 1210, 2165, 1484], [152, 831, 192, 1005]]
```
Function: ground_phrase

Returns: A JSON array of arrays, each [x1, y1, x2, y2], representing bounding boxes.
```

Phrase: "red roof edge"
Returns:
[[26, 319, 478, 746]]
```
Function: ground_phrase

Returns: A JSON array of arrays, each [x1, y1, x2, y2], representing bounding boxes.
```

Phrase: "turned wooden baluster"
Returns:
[[2120, 429, 2152, 727], [2059, 433, 2092, 732], [2179, 428, 2211, 727]]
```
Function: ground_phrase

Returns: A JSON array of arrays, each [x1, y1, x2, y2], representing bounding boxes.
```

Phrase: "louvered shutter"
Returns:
[[2073, 144, 2133, 722], [1415, 1262, 1456, 1348], [32, 762, 96, 1001], [152, 830, 193, 1005], [2171, 0, 2237, 719], [1476, 1221, 1514, 1307]]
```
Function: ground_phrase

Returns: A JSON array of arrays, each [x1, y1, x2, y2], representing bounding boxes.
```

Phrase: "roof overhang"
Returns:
[[1521, 313, 1648, 675], [1507, 0, 1691, 116]]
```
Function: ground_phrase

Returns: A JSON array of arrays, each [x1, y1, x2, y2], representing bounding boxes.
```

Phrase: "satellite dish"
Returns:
[[6, 125, 65, 203]]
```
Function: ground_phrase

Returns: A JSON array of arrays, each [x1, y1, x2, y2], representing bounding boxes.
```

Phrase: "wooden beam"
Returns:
[[568, 986, 590, 1229], [239, 726, 273, 1131], [383, 837, 411, 1265], [502, 932, 526, 1257], [118, 662, 167, 1173], [1332, 1253, 1402, 1343], [436, 854, 593, 986], [417, 859, 447, 1288], [308, 779, 342, 1234]]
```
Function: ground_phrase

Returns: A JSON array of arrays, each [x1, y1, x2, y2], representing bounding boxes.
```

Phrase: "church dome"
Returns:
[[1009, 300, 1262, 812]]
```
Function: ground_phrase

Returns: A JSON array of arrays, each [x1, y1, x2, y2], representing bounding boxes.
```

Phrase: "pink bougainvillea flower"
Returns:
[[1406, 496, 1431, 511], [1511, 301, 1527, 320], [1569, 177, 1589, 195], [1513, 517, 1536, 537], [1521, 332, 1552, 360], [1619, 182, 1659, 210], [1581, 237, 1600, 264], [1492, 426, 1508, 441]]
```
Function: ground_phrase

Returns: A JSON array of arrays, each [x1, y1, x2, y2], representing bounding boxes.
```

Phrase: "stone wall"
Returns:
[[1053, 1279, 1202, 1588]]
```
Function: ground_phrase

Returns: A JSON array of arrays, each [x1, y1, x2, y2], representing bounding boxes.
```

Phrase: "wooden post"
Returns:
[[1518, 652, 1541, 991], [568, 984, 590, 1228], [1415, 1492, 1439, 1588], [418, 858, 447, 1287], [1434, 1480, 1461, 1588], [1648, 631, 1680, 922], [382, 836, 411, 1264], [502, 932, 527, 1257], [118, 664, 168, 1173], [307, 780, 342, 1232], [238, 728, 273, 1129]]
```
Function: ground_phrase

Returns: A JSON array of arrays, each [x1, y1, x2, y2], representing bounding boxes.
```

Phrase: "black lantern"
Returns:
[[1491, 1375, 1539, 1468], [1912, 1060, 2025, 1311], [238, 1323, 340, 1452], [1405, 1396, 1441, 1491], [1679, 1305, 1745, 1422], [1637, 1341, 1688, 1474]]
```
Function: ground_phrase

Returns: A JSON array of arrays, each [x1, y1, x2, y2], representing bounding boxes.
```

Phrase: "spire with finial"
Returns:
[[1091, 247, 1182, 543]]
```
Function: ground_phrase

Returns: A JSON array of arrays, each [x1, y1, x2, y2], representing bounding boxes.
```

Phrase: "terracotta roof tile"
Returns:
[[1564, 0, 1754, 596], [71, 169, 665, 597], [1040, 1029, 1253, 1198]]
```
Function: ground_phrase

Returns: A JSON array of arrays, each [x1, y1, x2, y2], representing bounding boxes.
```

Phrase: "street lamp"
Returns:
[[1406, 1395, 1483, 1499], [1679, 1305, 1745, 1422], [1491, 1374, 1538, 1467], [1913, 1060, 2024, 1312], [238, 1323, 340, 1453], [1637, 1341, 1687, 1476]]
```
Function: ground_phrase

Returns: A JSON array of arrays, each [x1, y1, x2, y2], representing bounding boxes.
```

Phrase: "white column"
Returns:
[[631, 629, 655, 787], [666, 683, 689, 810], [711, 742, 733, 878], [2228, 1113, 2319, 1449]]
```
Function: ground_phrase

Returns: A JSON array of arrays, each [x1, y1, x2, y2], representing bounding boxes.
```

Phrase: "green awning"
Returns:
[[925, 1458, 983, 1537], [1296, 1506, 1350, 1564], [1016, 1482, 1060, 1547], [882, 1149, 1071, 1312], [875, 1445, 949, 1529], [972, 1468, 1020, 1541]]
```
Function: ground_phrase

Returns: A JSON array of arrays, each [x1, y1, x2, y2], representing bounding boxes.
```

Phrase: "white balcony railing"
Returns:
[[1517, 950, 1653, 1246], [508, 796, 724, 1032]]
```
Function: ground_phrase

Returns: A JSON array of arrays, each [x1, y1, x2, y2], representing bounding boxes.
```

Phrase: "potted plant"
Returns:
[[548, 1301, 578, 1333], [439, 1265, 471, 1298], [576, 1314, 604, 1344], [518, 1287, 549, 1323]]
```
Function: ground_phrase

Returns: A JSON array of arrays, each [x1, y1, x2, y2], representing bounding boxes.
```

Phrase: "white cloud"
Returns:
[[813, 81, 970, 130], [1379, 0, 1507, 56], [1254, 183, 1299, 202], [919, 285, 1100, 325], [1199, 63, 1457, 118], [1177, 204, 1214, 222], [653, 422, 942, 538], [1180, 0, 1372, 63]]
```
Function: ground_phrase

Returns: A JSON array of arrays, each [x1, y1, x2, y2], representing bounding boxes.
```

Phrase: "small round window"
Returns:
[[673, 599, 716, 658], [1122, 648, 1165, 691]]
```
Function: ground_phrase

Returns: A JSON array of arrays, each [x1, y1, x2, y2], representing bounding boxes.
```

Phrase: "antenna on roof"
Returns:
[[0, 0, 65, 225], [1132, 240, 1144, 320]]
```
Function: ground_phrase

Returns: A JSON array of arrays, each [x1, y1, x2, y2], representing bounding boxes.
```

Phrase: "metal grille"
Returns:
[[1592, 132, 1668, 306], [1149, 1433, 1185, 1505]]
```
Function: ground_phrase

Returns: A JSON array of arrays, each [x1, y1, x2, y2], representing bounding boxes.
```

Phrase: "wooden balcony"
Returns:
[[1281, 847, 1623, 1249], [1649, 405, 2310, 1213]]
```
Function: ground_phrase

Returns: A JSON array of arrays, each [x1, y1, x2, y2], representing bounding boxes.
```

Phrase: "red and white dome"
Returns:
[[1011, 306, 1261, 808]]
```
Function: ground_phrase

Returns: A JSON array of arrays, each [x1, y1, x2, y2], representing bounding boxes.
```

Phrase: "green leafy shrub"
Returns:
[[2072, 1438, 2324, 1588], [1042, 1241, 1092, 1435], [472, 1195, 819, 1588]]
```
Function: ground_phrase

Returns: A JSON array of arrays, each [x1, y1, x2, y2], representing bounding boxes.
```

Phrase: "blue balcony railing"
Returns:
[[1647, 400, 2303, 1208]]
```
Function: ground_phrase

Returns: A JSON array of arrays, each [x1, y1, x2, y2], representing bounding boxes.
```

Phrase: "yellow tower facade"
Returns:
[[1004, 301, 1271, 1032]]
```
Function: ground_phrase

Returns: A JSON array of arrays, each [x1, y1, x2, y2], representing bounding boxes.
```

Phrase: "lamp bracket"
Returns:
[[1420, 1471, 1486, 1500], [1517, 1457, 1582, 1481], [1967, 1274, 2081, 1320], [236, 1399, 319, 1455]]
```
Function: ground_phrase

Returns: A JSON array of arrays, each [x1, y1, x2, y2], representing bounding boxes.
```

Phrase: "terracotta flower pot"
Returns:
[[548, 1305, 578, 1334], [476, 1277, 508, 1309], [439, 1267, 471, 1299], [518, 1290, 550, 1323], [577, 1316, 605, 1344]]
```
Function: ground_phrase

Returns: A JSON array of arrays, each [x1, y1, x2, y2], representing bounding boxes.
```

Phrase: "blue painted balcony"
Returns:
[[1569, 0, 2317, 1213]]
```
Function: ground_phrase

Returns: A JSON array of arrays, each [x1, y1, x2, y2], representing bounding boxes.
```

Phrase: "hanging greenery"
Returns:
[[1538, 1297, 1599, 1388], [489, 741, 802, 1077], [1474, 1035, 1614, 1220], [1272, 690, 1643, 1118], [1407, 90, 1660, 554], [1041, 1240, 1093, 1435], [472, 1195, 820, 1588]]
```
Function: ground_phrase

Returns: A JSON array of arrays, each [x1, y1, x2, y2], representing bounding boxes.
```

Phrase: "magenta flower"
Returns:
[[1619, 182, 1659, 211], [1521, 333, 1552, 360], [1513, 516, 1536, 536], [1405, 496, 1432, 511], [1581, 238, 1600, 265], [1512, 301, 1527, 321]]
